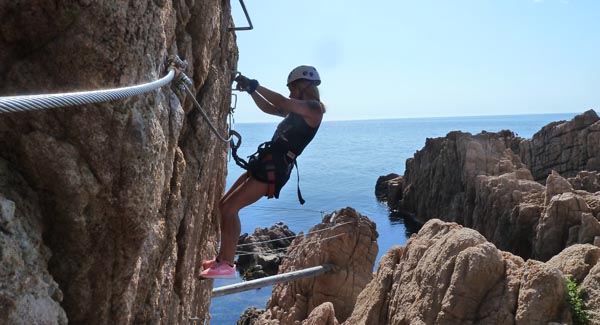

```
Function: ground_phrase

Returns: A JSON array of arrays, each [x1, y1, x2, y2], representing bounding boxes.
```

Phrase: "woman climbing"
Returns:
[[200, 65, 325, 278]]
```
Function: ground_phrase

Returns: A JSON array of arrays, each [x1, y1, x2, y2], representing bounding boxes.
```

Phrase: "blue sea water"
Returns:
[[209, 112, 579, 323]]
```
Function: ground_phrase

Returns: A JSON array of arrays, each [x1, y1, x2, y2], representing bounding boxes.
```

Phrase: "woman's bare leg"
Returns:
[[217, 177, 268, 264], [217, 171, 250, 247], [221, 171, 249, 205]]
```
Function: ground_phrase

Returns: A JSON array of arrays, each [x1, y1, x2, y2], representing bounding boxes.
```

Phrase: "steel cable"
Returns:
[[0, 69, 176, 114], [182, 83, 235, 143], [235, 233, 346, 257], [236, 221, 355, 248]]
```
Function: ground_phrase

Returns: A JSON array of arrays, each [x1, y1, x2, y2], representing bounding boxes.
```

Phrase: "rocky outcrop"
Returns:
[[343, 219, 599, 325], [375, 173, 400, 200], [343, 246, 403, 325], [400, 129, 524, 224], [237, 222, 296, 280], [519, 109, 600, 182], [238, 306, 266, 325], [533, 172, 599, 261], [258, 218, 599, 324], [254, 207, 378, 324], [569, 170, 600, 193], [379, 111, 600, 260], [0, 1, 236, 323]]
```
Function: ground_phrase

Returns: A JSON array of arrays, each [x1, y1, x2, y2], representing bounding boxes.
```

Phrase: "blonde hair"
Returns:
[[292, 79, 326, 113]]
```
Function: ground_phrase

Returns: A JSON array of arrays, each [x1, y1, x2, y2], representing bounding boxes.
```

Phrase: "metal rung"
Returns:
[[211, 264, 333, 297], [230, 0, 254, 31]]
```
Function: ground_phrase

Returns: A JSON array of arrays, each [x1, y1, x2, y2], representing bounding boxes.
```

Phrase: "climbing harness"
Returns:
[[230, 139, 306, 204]]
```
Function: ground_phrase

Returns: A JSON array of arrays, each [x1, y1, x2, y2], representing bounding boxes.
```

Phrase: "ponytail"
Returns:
[[292, 79, 326, 113]]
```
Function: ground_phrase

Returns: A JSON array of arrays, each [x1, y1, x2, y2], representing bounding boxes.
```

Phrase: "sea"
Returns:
[[208, 112, 580, 323]]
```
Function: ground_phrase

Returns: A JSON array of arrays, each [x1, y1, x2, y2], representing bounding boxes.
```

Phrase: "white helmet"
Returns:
[[287, 65, 321, 86]]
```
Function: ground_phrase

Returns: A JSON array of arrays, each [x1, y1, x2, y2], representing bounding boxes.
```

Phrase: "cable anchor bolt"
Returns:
[[174, 72, 192, 91], [167, 55, 192, 90], [168, 55, 189, 71]]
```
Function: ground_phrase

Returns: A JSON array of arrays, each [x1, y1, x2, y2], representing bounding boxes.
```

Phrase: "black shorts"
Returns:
[[247, 144, 293, 199]]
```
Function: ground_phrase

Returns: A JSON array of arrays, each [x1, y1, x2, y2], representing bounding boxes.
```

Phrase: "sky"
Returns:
[[230, 0, 600, 123]]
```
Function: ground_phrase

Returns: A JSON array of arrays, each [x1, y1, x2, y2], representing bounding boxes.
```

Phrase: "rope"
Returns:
[[236, 233, 346, 257], [250, 205, 325, 215], [236, 221, 354, 248], [182, 83, 235, 143], [0, 70, 176, 114]]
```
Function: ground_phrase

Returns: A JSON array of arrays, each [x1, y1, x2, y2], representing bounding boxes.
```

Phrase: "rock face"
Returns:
[[375, 173, 400, 200], [380, 111, 600, 261], [401, 129, 525, 224], [344, 219, 600, 325], [237, 222, 297, 280], [0, 1, 236, 323], [260, 218, 599, 324], [255, 207, 378, 324], [519, 110, 600, 182]]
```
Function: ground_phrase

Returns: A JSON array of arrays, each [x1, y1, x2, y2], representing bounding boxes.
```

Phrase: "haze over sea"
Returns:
[[209, 112, 580, 323]]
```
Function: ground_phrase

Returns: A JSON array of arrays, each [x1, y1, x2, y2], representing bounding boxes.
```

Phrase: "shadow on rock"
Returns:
[[236, 222, 296, 280]]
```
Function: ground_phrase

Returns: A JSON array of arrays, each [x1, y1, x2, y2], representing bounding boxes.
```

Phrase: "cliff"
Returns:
[[0, 1, 236, 323], [378, 110, 600, 261]]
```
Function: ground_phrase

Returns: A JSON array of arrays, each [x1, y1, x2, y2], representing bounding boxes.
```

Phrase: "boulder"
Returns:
[[547, 244, 600, 283], [471, 169, 545, 257], [257, 207, 378, 324], [384, 219, 508, 324], [302, 302, 339, 325], [238, 307, 265, 325], [534, 191, 593, 260], [237, 222, 297, 280], [515, 260, 570, 323], [569, 170, 600, 193], [581, 262, 600, 324], [375, 173, 401, 203]]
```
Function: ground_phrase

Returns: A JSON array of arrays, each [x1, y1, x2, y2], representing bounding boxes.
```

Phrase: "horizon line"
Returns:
[[235, 109, 592, 124]]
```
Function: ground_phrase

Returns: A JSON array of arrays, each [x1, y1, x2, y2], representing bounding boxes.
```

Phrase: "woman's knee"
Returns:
[[219, 203, 238, 220]]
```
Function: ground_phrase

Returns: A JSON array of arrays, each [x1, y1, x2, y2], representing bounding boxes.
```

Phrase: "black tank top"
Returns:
[[271, 112, 319, 156]]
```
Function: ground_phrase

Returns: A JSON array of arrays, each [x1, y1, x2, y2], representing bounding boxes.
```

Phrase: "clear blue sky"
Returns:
[[231, 0, 599, 123]]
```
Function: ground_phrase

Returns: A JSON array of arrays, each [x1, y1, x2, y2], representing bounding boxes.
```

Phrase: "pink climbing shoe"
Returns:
[[200, 262, 236, 279], [202, 258, 218, 269]]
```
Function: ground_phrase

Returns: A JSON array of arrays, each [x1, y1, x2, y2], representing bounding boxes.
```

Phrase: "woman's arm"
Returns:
[[254, 85, 319, 120], [250, 92, 286, 117]]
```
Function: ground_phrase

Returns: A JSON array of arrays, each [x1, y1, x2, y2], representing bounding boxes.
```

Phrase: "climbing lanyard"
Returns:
[[181, 83, 236, 143]]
